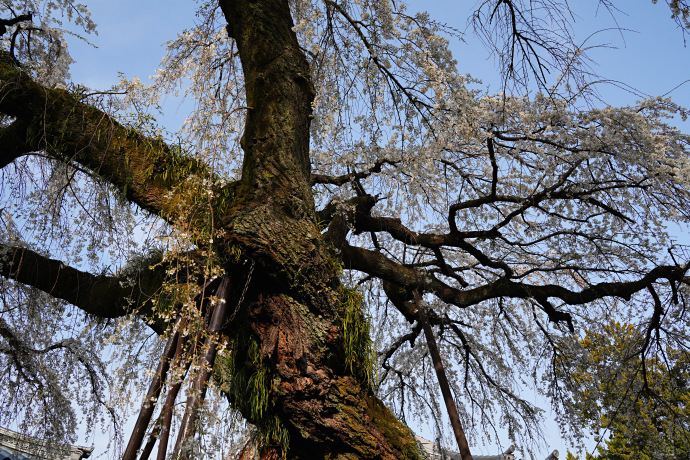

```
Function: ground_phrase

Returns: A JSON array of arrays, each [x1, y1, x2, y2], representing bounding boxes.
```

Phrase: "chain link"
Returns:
[[228, 259, 255, 323]]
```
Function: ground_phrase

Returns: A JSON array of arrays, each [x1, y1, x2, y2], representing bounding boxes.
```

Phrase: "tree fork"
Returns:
[[209, 0, 424, 457]]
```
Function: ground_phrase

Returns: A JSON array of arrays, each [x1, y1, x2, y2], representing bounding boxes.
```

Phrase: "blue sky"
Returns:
[[61, 0, 689, 457], [68, 0, 689, 121], [422, 0, 689, 106]]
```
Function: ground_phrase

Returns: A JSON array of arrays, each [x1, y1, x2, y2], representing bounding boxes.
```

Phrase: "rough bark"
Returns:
[[2, 1, 688, 459], [208, 1, 422, 457]]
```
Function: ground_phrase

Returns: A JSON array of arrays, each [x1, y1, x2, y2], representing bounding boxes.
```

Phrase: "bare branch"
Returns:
[[311, 157, 398, 186], [342, 240, 689, 312], [0, 13, 33, 38]]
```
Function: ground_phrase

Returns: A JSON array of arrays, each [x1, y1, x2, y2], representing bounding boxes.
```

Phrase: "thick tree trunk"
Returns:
[[209, 0, 421, 458], [0, 1, 423, 457], [3, 1, 690, 459]]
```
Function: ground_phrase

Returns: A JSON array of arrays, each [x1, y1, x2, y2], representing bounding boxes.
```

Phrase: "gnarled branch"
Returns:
[[342, 240, 689, 314], [0, 244, 168, 331]]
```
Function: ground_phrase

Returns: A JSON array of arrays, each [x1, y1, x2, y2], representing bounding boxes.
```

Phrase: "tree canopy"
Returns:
[[0, 0, 689, 459]]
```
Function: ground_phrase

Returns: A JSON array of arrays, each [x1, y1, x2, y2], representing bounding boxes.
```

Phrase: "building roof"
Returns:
[[415, 436, 559, 460], [0, 427, 93, 460]]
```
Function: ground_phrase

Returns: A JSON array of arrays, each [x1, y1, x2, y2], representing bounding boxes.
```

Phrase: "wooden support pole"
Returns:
[[123, 325, 181, 460], [413, 289, 473, 460], [172, 275, 231, 459]]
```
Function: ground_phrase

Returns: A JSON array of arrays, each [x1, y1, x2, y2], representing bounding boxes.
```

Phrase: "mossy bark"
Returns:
[[212, 0, 422, 457], [0, 0, 424, 457], [0, 50, 232, 227], [216, 282, 422, 458]]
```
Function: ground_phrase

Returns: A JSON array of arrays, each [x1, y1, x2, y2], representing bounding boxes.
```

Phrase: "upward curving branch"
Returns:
[[0, 51, 231, 226]]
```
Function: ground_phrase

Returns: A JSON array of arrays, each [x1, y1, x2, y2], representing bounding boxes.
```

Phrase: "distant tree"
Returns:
[[562, 322, 690, 460], [1, 0, 689, 459]]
